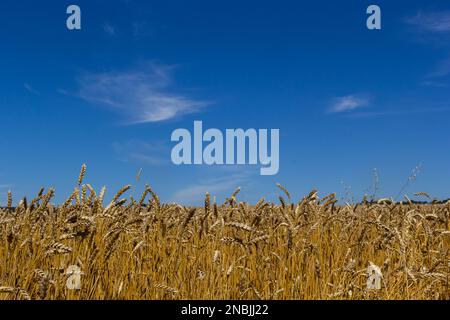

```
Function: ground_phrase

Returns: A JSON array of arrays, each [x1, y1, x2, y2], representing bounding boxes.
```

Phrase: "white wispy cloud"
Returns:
[[24, 83, 40, 95], [329, 95, 369, 113], [406, 11, 450, 33], [76, 62, 209, 124], [406, 11, 450, 87]]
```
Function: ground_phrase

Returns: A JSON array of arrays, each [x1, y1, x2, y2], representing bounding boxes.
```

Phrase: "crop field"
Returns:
[[0, 166, 449, 300]]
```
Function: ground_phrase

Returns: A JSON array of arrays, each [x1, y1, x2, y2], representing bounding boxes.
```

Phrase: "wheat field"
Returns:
[[0, 165, 449, 300]]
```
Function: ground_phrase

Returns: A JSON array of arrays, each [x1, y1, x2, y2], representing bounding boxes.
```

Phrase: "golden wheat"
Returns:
[[0, 168, 449, 300]]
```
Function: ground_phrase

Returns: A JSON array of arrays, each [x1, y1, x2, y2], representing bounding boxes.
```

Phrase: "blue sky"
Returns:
[[1, 0, 450, 205]]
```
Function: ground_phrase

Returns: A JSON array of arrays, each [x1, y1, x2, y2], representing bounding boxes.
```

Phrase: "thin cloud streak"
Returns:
[[341, 107, 450, 119], [406, 11, 450, 33], [24, 83, 40, 95], [76, 62, 210, 124], [329, 95, 369, 113], [405, 11, 450, 87]]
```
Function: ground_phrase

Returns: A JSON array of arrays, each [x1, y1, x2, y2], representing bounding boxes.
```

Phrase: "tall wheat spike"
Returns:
[[78, 164, 87, 186]]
